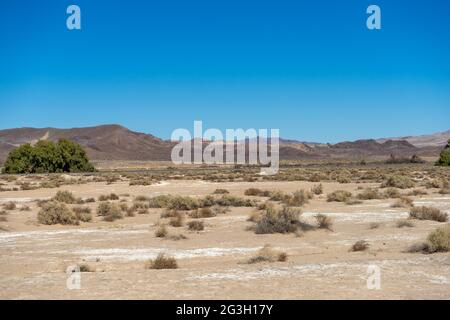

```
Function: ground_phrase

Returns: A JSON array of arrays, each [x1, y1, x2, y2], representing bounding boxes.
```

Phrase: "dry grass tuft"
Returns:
[[315, 214, 333, 231], [327, 190, 352, 202], [146, 253, 178, 269], [396, 219, 415, 228], [409, 206, 448, 222], [187, 220, 204, 231], [350, 240, 369, 252], [247, 245, 288, 264]]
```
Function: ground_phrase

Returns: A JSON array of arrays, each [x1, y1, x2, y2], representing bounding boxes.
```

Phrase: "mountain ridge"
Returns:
[[0, 124, 447, 163]]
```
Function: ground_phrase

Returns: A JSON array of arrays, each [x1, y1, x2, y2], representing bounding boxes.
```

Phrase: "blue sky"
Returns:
[[0, 0, 449, 142]]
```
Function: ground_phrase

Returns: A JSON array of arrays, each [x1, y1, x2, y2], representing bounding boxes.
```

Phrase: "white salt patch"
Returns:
[[70, 247, 260, 262]]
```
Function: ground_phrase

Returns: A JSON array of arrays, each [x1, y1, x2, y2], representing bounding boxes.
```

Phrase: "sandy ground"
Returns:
[[0, 179, 449, 299]]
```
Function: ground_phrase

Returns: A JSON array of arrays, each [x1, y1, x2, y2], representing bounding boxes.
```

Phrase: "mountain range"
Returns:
[[0, 125, 448, 164]]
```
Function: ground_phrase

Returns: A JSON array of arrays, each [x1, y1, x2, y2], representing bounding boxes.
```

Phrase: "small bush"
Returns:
[[2, 202, 16, 211], [168, 196, 200, 210], [311, 184, 323, 195], [315, 214, 333, 231], [213, 188, 229, 194], [327, 190, 352, 202], [96, 202, 123, 222], [350, 240, 369, 252], [407, 189, 427, 196], [409, 206, 448, 222], [427, 225, 450, 252], [396, 219, 414, 228], [254, 206, 301, 234], [187, 220, 204, 231], [357, 188, 383, 200], [189, 207, 215, 219], [247, 245, 288, 264], [98, 193, 119, 201], [169, 213, 185, 227], [72, 206, 93, 222], [381, 176, 415, 189], [369, 222, 382, 229], [383, 187, 401, 198], [78, 264, 94, 272], [53, 191, 77, 204], [391, 196, 413, 208], [148, 195, 172, 208], [37, 202, 78, 225], [155, 224, 168, 238], [283, 190, 312, 207], [146, 253, 178, 269]]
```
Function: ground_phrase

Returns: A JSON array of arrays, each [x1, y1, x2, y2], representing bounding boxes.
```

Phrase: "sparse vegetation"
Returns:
[[187, 220, 204, 231], [253, 206, 301, 234], [396, 219, 415, 228], [315, 214, 333, 231], [409, 206, 448, 222], [96, 202, 123, 222], [311, 184, 323, 195], [2, 139, 95, 174], [146, 253, 178, 269], [427, 225, 450, 252], [381, 175, 415, 189], [2, 202, 16, 211], [247, 245, 288, 264], [327, 190, 352, 202], [213, 188, 230, 194], [350, 240, 369, 252], [155, 224, 168, 237], [37, 202, 78, 225], [53, 190, 77, 204], [98, 193, 119, 201]]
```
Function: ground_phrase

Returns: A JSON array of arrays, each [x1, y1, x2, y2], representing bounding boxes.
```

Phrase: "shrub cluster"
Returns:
[[2, 139, 95, 174]]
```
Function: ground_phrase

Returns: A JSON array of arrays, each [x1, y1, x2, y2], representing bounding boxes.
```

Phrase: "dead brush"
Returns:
[[409, 206, 448, 222], [391, 196, 413, 208], [253, 206, 301, 234], [2, 202, 16, 211], [396, 219, 415, 228], [311, 184, 323, 195], [146, 253, 178, 269], [187, 220, 204, 231], [155, 224, 168, 238], [247, 245, 288, 264], [315, 214, 333, 231], [169, 212, 185, 227], [189, 207, 215, 219], [350, 240, 369, 252]]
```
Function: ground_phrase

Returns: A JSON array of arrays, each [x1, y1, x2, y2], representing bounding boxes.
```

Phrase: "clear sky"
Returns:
[[0, 0, 449, 142]]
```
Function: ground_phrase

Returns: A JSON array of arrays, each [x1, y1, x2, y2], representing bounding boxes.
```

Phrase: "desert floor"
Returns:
[[0, 178, 449, 299]]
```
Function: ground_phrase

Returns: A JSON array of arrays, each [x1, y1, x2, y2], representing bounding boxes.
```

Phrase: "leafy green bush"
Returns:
[[436, 140, 450, 167], [2, 139, 95, 174]]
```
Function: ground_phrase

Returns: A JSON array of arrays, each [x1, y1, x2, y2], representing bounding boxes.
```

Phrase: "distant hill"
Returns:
[[0, 125, 446, 164], [376, 130, 450, 148]]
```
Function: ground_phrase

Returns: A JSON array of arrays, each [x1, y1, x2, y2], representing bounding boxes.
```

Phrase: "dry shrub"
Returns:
[[409, 206, 448, 222], [247, 210, 262, 222], [190, 207, 215, 219], [98, 193, 119, 201], [72, 206, 92, 222], [283, 190, 312, 207], [37, 202, 78, 225], [438, 189, 450, 195], [391, 196, 413, 208], [169, 212, 185, 227], [84, 198, 96, 203], [20, 205, 31, 211], [146, 253, 178, 269], [247, 245, 288, 264], [135, 195, 150, 202], [213, 188, 229, 194], [244, 188, 271, 197], [407, 189, 427, 196], [213, 195, 255, 207], [396, 219, 415, 228], [155, 224, 168, 238], [78, 264, 94, 272], [327, 190, 352, 202], [383, 187, 401, 198], [148, 195, 172, 208], [161, 209, 180, 218], [357, 188, 383, 200], [53, 190, 77, 204], [381, 176, 415, 189], [350, 240, 369, 252], [315, 214, 333, 231], [345, 198, 363, 205], [427, 225, 450, 252], [253, 206, 301, 234], [187, 220, 204, 231], [96, 202, 123, 222], [168, 234, 188, 241], [2, 202, 16, 211], [369, 222, 382, 229], [336, 175, 351, 184], [211, 205, 230, 215], [311, 184, 323, 195], [406, 242, 431, 253]]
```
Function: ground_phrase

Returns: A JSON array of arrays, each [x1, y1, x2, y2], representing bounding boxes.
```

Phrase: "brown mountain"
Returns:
[[0, 125, 446, 164]]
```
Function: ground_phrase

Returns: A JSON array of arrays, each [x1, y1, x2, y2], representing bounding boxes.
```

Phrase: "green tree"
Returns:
[[436, 139, 450, 167], [1, 139, 95, 174]]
